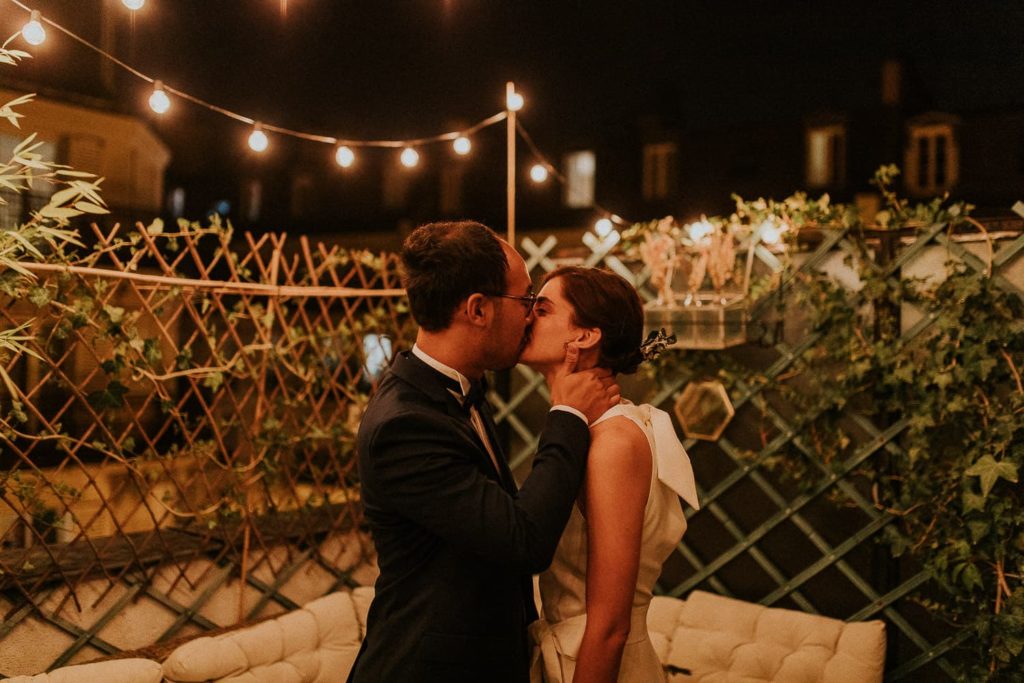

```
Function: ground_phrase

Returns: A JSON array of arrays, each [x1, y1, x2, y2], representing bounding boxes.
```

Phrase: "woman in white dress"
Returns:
[[519, 266, 700, 683]]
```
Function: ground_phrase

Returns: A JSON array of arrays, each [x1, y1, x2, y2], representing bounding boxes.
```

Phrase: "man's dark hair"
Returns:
[[400, 221, 509, 331]]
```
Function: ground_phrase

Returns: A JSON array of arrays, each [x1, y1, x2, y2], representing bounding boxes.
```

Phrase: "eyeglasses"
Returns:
[[489, 292, 537, 311]]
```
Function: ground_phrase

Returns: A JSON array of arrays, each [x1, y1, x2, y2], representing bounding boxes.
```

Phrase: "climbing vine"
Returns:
[[627, 167, 1023, 679]]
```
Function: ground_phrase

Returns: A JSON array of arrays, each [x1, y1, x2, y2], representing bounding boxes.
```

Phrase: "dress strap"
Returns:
[[588, 401, 632, 428]]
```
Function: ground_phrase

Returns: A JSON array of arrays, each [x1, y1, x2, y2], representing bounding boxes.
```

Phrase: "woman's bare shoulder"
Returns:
[[589, 415, 651, 465]]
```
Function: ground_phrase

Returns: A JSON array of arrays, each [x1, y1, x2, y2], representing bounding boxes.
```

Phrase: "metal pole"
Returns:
[[506, 81, 516, 245]]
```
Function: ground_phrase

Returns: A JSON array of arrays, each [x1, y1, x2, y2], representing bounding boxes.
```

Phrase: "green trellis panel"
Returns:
[[506, 224, 1024, 680]]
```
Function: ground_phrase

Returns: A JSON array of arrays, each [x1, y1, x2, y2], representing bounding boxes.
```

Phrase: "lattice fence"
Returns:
[[497, 222, 1024, 680], [1, 217, 1020, 678], [0, 221, 413, 674]]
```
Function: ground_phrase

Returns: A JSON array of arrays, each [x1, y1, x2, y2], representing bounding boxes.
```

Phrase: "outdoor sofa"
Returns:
[[5, 586, 885, 682]]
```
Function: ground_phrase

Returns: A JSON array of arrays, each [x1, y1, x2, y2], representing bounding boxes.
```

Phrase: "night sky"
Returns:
[[3, 1, 1022, 230], [119, 1, 1023, 136]]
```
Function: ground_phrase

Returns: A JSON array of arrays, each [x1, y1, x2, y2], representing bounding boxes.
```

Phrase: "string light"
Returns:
[[687, 219, 715, 243], [400, 147, 419, 168], [248, 123, 269, 152], [4, 3, 514, 165], [594, 218, 614, 238], [506, 90, 524, 112], [757, 218, 782, 245], [21, 10, 45, 45], [453, 136, 471, 155], [148, 80, 170, 114], [335, 145, 355, 168], [6, 1, 629, 227]]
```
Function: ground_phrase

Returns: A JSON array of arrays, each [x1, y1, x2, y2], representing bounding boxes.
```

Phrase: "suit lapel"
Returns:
[[389, 351, 511, 489], [478, 399, 517, 493]]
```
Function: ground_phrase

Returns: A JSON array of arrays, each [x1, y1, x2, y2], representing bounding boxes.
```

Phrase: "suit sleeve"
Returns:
[[363, 409, 589, 573]]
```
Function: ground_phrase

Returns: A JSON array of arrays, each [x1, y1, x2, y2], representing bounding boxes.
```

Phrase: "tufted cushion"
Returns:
[[350, 586, 374, 639], [647, 591, 885, 683], [162, 591, 363, 683], [4, 658, 162, 683]]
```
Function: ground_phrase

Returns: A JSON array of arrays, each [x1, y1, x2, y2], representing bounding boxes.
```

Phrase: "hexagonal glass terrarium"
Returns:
[[674, 379, 735, 441]]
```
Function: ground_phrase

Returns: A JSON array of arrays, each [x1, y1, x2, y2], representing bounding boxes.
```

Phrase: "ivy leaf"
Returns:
[[961, 563, 983, 592], [86, 381, 128, 410], [146, 218, 164, 236], [142, 338, 162, 365], [962, 489, 986, 514], [103, 305, 125, 324], [967, 520, 990, 543], [202, 371, 224, 391], [965, 455, 1019, 498], [893, 363, 915, 383], [28, 286, 50, 307]]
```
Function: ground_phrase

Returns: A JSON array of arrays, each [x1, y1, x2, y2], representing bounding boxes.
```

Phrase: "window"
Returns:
[[0, 134, 58, 227], [643, 142, 677, 200], [805, 125, 846, 188], [905, 123, 957, 195], [439, 166, 464, 216], [563, 150, 595, 208], [290, 174, 315, 219], [242, 179, 262, 222], [382, 164, 411, 210], [67, 133, 105, 176], [168, 187, 186, 218], [362, 333, 393, 381]]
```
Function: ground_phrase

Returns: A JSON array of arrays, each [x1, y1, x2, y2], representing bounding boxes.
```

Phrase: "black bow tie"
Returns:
[[462, 378, 488, 410]]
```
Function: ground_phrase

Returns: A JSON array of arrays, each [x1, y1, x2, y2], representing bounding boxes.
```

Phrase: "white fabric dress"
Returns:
[[529, 401, 700, 683]]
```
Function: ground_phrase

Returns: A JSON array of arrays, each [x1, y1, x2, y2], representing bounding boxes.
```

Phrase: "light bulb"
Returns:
[[506, 91, 524, 112], [400, 147, 419, 168], [248, 123, 269, 152], [529, 164, 548, 183], [758, 219, 782, 245], [687, 219, 715, 242], [335, 145, 355, 168], [22, 11, 45, 46], [122, 0, 145, 9], [453, 136, 471, 155], [594, 218, 614, 238], [148, 81, 170, 114]]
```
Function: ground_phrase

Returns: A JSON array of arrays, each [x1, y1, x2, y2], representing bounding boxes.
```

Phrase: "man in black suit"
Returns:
[[349, 221, 619, 682]]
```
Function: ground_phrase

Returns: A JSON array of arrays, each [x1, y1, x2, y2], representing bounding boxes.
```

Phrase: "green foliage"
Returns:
[[0, 38, 413, 569], [635, 169, 1023, 679]]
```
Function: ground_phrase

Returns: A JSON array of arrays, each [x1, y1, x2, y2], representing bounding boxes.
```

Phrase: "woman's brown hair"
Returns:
[[542, 266, 645, 375]]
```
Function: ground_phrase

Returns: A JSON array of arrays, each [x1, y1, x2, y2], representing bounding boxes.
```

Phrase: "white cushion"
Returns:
[[4, 658, 162, 683], [162, 591, 363, 683], [647, 591, 885, 683]]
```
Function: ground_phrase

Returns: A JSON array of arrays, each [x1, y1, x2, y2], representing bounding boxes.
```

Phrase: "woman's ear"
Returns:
[[574, 327, 602, 350]]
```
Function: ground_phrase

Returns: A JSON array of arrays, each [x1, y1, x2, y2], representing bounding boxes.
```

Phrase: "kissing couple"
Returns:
[[349, 221, 699, 682]]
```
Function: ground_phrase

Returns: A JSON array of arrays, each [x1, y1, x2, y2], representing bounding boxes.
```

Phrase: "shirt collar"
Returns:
[[412, 344, 472, 396]]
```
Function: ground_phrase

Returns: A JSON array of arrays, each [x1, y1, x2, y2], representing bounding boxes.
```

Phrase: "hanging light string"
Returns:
[[516, 119, 631, 227], [4, 0, 507, 148], [8, 0, 628, 232]]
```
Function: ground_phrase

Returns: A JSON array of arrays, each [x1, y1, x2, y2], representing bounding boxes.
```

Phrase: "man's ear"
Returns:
[[574, 327, 602, 350], [463, 293, 491, 326]]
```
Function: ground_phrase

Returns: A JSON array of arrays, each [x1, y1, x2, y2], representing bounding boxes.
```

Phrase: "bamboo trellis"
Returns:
[[0, 221, 415, 666], [1, 219, 1021, 678]]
